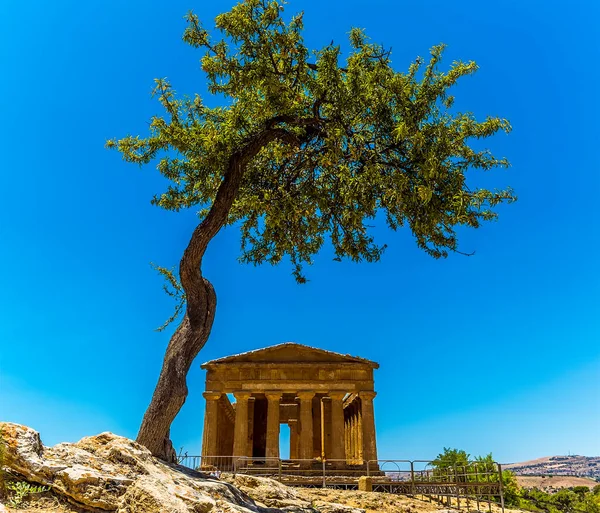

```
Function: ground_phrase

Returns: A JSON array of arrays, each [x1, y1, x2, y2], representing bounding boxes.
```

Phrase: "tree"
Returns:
[[578, 494, 600, 513], [574, 487, 592, 499], [552, 489, 580, 513], [108, 0, 516, 460], [431, 449, 521, 507], [431, 447, 471, 470], [501, 470, 522, 507]]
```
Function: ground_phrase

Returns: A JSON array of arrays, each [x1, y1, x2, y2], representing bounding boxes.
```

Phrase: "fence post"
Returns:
[[454, 464, 461, 510], [366, 460, 370, 477], [410, 461, 415, 497], [278, 459, 282, 482], [474, 463, 480, 512], [322, 460, 326, 488], [497, 463, 505, 513]]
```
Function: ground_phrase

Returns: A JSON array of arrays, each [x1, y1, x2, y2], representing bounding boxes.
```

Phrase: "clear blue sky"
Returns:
[[1, 0, 598, 464]]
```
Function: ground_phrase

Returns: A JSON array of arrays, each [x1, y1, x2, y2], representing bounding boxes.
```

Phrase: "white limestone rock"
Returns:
[[0, 422, 321, 513]]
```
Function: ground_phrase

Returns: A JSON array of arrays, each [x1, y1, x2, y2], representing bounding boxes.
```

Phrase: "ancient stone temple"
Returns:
[[200, 342, 379, 469]]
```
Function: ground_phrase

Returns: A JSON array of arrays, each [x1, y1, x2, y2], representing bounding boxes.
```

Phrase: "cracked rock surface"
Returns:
[[0, 423, 322, 513]]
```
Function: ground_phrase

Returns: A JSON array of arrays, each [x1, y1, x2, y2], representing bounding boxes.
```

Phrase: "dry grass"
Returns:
[[516, 475, 598, 491], [295, 488, 523, 513]]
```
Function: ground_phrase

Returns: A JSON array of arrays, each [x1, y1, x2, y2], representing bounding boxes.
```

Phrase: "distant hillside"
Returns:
[[505, 455, 600, 480], [515, 475, 598, 491]]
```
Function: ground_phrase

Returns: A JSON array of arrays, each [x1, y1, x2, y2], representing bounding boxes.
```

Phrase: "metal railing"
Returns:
[[177, 455, 236, 473], [366, 460, 505, 512], [176, 456, 504, 512], [233, 458, 373, 488]]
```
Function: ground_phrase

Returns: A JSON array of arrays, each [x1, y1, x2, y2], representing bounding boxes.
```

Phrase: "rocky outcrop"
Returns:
[[222, 474, 363, 513], [0, 423, 328, 513]]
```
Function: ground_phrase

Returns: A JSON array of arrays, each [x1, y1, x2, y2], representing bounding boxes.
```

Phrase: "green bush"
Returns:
[[6, 480, 49, 508], [502, 470, 522, 507], [574, 487, 592, 498], [430, 448, 600, 513]]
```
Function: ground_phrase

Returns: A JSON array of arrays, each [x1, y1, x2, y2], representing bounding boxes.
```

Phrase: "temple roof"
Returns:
[[201, 342, 379, 368]]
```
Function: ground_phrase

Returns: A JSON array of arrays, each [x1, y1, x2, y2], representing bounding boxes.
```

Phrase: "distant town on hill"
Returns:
[[505, 455, 600, 480]]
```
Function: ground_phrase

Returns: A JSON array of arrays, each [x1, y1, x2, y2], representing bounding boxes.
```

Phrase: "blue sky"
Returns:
[[0, 0, 598, 464]]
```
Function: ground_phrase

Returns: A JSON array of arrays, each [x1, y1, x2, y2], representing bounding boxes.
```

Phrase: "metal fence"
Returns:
[[234, 458, 372, 488], [176, 455, 504, 512], [369, 460, 505, 512]]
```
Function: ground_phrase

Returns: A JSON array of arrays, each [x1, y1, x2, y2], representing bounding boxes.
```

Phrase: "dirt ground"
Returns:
[[295, 487, 521, 513], [516, 475, 598, 491]]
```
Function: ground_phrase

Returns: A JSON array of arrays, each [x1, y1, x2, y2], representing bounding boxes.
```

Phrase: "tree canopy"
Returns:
[[109, 0, 514, 286], [431, 447, 471, 469]]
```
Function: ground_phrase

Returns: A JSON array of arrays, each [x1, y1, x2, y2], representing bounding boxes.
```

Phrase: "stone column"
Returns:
[[202, 419, 207, 456], [289, 419, 299, 459], [322, 397, 332, 459], [357, 400, 363, 463], [344, 416, 350, 463], [265, 392, 281, 459], [360, 391, 378, 464], [297, 391, 315, 461], [350, 405, 357, 462], [320, 397, 325, 459], [329, 392, 346, 464], [247, 397, 255, 458], [233, 391, 251, 459], [202, 392, 222, 465], [312, 396, 322, 458], [216, 403, 222, 457]]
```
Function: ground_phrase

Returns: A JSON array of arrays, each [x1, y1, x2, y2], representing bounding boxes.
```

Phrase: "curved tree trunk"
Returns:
[[135, 127, 302, 460], [136, 278, 216, 461]]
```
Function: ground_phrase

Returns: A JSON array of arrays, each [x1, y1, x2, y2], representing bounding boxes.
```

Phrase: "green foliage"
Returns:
[[501, 470, 522, 507], [430, 449, 520, 506], [430, 449, 600, 512], [431, 447, 470, 469], [517, 485, 600, 513], [150, 263, 186, 331], [579, 494, 600, 513], [6, 481, 49, 508], [108, 0, 515, 296]]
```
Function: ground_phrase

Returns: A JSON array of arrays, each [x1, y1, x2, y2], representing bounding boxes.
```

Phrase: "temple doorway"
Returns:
[[279, 423, 290, 460]]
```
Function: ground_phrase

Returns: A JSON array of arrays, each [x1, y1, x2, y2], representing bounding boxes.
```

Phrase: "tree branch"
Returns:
[[178, 125, 304, 328], [306, 62, 348, 73]]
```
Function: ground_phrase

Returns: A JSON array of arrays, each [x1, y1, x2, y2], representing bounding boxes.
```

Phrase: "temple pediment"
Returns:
[[201, 342, 378, 368]]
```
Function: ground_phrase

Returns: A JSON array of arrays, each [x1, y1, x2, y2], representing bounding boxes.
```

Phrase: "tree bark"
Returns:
[[136, 126, 301, 460], [135, 280, 215, 461]]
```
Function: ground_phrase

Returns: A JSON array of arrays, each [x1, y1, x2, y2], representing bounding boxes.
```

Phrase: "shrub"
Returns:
[[6, 481, 49, 508]]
